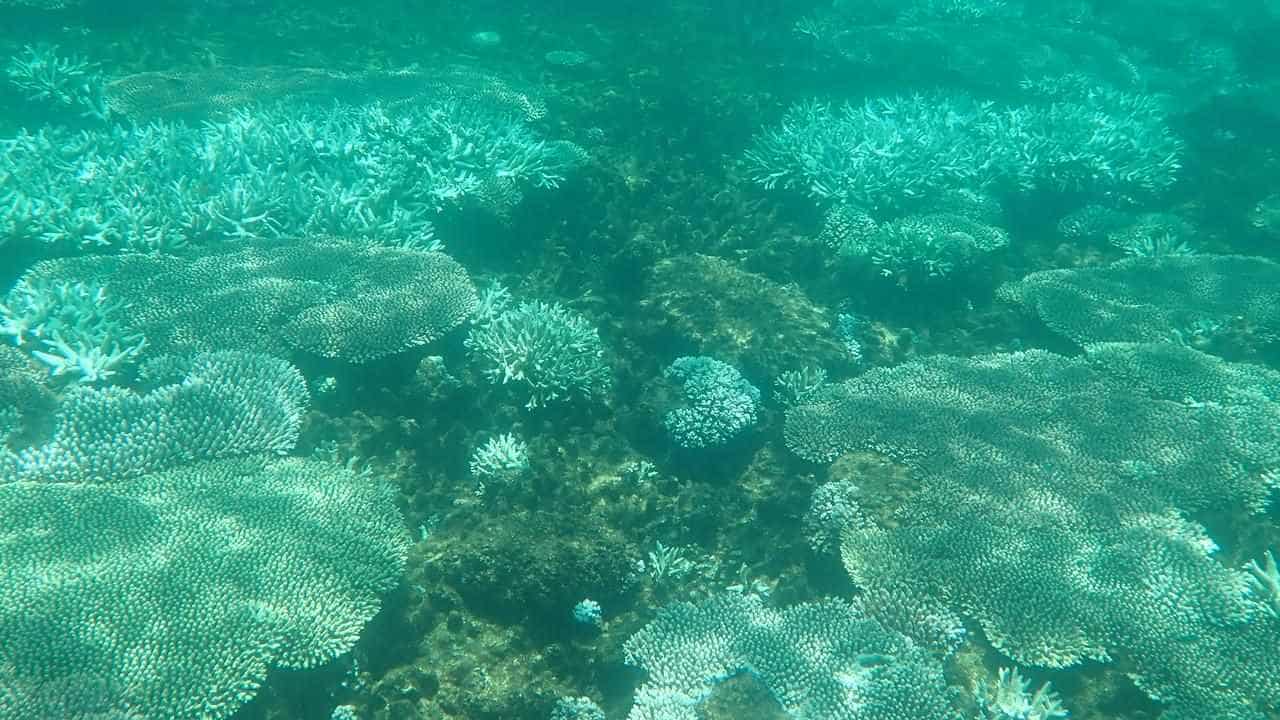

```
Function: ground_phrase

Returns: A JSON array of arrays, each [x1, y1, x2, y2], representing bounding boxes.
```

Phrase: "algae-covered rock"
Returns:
[[441, 510, 638, 623], [638, 254, 851, 379]]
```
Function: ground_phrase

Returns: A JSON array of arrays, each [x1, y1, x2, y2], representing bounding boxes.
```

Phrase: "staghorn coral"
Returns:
[[1, 68, 582, 252], [1245, 550, 1280, 617], [773, 366, 828, 408], [9, 238, 479, 363], [975, 667, 1069, 720], [744, 94, 1002, 210], [661, 356, 760, 449], [466, 300, 611, 410], [4, 45, 110, 120], [745, 89, 1181, 214], [0, 277, 146, 384], [469, 432, 532, 488]]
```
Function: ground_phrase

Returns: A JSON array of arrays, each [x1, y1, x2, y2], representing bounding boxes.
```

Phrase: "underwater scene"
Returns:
[[2, 0, 1280, 719]]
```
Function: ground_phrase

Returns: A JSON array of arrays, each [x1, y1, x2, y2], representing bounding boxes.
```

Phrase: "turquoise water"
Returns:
[[2, 2, 1279, 719]]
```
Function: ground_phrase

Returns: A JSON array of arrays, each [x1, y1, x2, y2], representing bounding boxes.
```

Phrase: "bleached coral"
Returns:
[[0, 278, 145, 384], [469, 433, 531, 487], [466, 301, 611, 409], [976, 667, 1069, 720]]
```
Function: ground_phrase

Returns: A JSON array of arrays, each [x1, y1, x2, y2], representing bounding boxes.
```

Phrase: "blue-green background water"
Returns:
[[2, 2, 1279, 719]]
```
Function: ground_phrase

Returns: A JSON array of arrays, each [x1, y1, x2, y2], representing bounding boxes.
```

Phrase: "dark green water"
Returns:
[[2, 2, 1279, 719]]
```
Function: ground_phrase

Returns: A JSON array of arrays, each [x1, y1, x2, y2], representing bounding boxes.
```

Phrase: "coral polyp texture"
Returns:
[[7, 238, 479, 363], [551, 696, 607, 720], [976, 667, 1070, 720], [784, 342, 1280, 719], [744, 94, 1002, 210], [0, 351, 408, 720], [999, 254, 1280, 348], [622, 592, 959, 720], [1, 2, 1277, 718], [102, 64, 548, 124], [838, 211, 1009, 280], [4, 44, 109, 120], [1246, 550, 1280, 616], [469, 432, 532, 486]]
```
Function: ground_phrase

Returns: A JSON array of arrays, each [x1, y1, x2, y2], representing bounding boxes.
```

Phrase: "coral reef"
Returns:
[[2, 3, 1279, 720], [975, 667, 1070, 720], [6, 351, 307, 482], [0, 277, 145, 383], [785, 343, 1280, 717], [839, 212, 1009, 280], [2, 61, 582, 254], [745, 90, 1181, 212]]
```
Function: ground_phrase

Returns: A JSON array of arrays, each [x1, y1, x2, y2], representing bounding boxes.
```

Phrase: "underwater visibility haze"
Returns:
[[2, 1, 1280, 719]]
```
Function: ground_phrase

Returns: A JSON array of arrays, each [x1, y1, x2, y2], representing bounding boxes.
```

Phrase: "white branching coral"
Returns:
[[976, 667, 1069, 720], [469, 433, 531, 487], [1246, 550, 1280, 617], [466, 301, 611, 409]]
